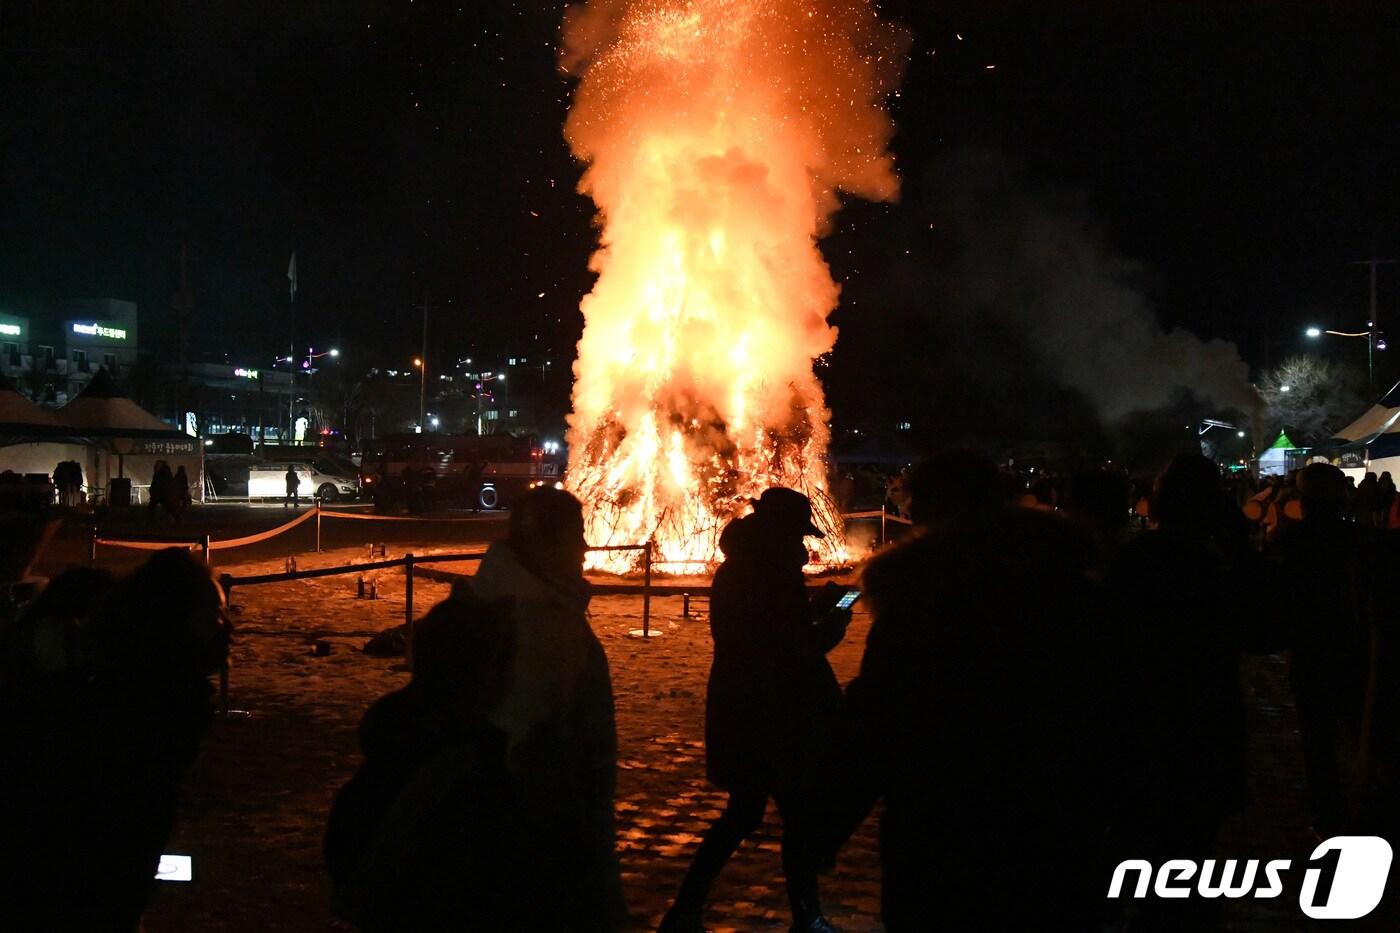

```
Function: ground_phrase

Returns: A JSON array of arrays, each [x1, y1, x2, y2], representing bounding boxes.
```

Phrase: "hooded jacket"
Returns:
[[469, 541, 624, 931], [705, 515, 845, 792]]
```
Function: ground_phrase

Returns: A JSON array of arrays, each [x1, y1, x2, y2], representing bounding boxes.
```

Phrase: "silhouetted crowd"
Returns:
[[2, 454, 1397, 931], [1248, 466, 1400, 536], [0, 549, 231, 930]]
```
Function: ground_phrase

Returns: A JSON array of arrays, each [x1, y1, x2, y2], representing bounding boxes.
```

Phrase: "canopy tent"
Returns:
[[0, 370, 98, 503], [0, 371, 66, 436], [1324, 379, 1400, 481], [59, 368, 180, 436], [53, 368, 204, 503], [1257, 431, 1302, 478]]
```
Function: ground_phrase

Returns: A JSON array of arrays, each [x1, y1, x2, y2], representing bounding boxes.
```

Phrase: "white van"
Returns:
[[248, 460, 359, 502]]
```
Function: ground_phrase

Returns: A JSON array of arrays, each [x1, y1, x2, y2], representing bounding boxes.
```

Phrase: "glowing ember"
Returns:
[[560, 0, 907, 573]]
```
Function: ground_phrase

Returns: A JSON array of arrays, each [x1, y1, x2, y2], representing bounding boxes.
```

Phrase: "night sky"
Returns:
[[4, 1, 1400, 440]]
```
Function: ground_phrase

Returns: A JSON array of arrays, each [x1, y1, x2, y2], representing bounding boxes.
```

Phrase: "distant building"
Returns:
[[0, 309, 30, 375], [155, 362, 295, 441], [0, 298, 141, 403]]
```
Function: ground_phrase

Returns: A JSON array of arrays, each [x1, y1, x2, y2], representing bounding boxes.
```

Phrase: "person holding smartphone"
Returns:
[[660, 487, 854, 933]]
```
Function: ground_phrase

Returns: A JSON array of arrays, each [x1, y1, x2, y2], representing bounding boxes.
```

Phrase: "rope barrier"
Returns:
[[93, 507, 316, 553], [208, 508, 317, 550], [92, 537, 199, 551], [318, 509, 501, 523], [842, 509, 913, 525]]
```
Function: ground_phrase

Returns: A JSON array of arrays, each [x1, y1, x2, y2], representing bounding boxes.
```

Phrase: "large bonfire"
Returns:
[[560, 0, 907, 573]]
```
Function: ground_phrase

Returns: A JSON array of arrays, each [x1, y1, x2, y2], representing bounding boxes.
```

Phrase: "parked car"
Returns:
[[248, 459, 359, 502]]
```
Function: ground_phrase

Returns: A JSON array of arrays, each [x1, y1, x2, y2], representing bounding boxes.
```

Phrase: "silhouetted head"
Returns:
[[88, 548, 231, 684], [1296, 463, 1350, 521], [1151, 454, 1233, 536], [751, 487, 824, 541], [508, 486, 587, 581], [906, 450, 1004, 528]]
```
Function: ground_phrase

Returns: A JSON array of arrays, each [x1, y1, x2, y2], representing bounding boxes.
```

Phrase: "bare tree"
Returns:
[[1257, 354, 1368, 445]]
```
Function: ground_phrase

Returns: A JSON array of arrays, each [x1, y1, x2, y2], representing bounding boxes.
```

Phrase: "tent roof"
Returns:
[[1332, 400, 1400, 442], [59, 368, 182, 437], [0, 372, 67, 432]]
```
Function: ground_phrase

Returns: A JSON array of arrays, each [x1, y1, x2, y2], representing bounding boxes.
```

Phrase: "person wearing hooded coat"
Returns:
[[660, 487, 853, 933], [468, 486, 625, 931], [326, 591, 532, 931]]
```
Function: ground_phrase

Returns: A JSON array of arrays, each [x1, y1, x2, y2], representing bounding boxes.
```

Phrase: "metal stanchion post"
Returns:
[[404, 553, 415, 664], [201, 534, 211, 566], [643, 540, 652, 637], [881, 508, 887, 547], [316, 499, 322, 552], [89, 525, 98, 567]]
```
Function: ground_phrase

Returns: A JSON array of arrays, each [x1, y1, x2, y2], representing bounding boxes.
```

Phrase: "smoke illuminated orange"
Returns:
[[560, 0, 907, 573]]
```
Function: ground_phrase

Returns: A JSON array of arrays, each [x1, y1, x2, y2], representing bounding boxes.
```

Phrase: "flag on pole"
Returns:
[[287, 251, 298, 301]]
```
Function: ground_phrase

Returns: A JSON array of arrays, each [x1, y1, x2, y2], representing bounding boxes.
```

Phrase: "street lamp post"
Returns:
[[470, 372, 504, 436], [413, 358, 426, 432], [301, 347, 339, 438], [1305, 324, 1386, 395]]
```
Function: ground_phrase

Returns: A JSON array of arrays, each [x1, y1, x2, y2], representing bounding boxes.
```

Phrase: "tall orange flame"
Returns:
[[560, 0, 907, 573]]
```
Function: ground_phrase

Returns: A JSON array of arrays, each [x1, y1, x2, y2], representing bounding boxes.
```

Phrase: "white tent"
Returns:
[[1323, 380, 1400, 482], [1258, 431, 1300, 478], [54, 368, 204, 504], [0, 371, 93, 503]]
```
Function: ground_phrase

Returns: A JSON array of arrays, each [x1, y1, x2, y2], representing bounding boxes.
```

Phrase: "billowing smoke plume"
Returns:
[[945, 154, 1254, 421], [560, 1, 907, 570]]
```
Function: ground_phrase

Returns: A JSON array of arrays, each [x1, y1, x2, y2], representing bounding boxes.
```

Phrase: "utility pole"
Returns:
[[287, 251, 298, 442], [1350, 241, 1397, 396], [415, 294, 431, 432]]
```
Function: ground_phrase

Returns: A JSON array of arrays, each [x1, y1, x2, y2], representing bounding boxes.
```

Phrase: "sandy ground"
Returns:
[[133, 543, 1355, 932]]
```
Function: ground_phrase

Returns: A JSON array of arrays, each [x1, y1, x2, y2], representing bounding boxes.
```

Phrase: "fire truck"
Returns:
[[359, 432, 563, 512]]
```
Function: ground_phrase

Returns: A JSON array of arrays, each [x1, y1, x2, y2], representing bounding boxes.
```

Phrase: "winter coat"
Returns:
[[704, 515, 846, 794], [850, 507, 1112, 931], [469, 542, 624, 931], [326, 685, 532, 932]]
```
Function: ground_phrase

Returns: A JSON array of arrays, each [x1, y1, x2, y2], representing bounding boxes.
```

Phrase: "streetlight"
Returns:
[[1305, 323, 1386, 393], [413, 357, 427, 432], [301, 347, 339, 439], [472, 372, 504, 436]]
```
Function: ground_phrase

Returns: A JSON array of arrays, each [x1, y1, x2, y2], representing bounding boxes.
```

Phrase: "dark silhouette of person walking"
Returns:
[[148, 460, 172, 517], [170, 465, 192, 521], [849, 452, 1110, 932], [471, 486, 625, 930], [660, 488, 852, 933], [1268, 463, 1374, 836], [284, 465, 301, 508], [1106, 454, 1273, 932]]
